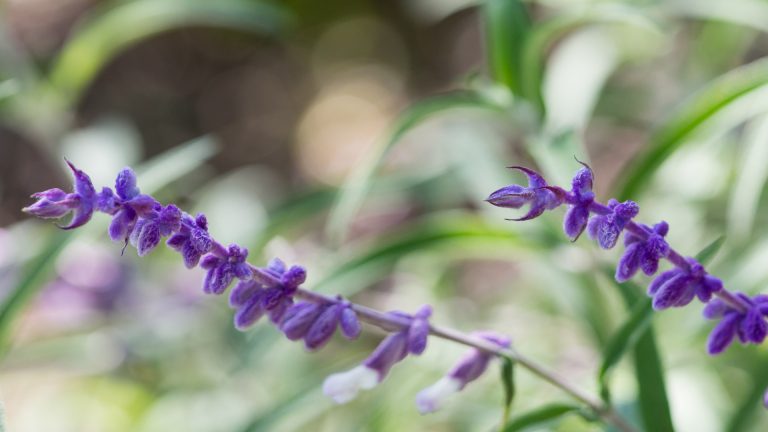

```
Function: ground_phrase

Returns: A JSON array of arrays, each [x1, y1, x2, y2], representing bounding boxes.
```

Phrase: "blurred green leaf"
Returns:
[[135, 135, 219, 193], [725, 353, 768, 432], [484, 0, 531, 96], [695, 235, 726, 265], [617, 57, 768, 199], [0, 230, 70, 357], [501, 403, 581, 432], [50, 0, 288, 101], [500, 357, 516, 425], [325, 91, 506, 245], [727, 114, 768, 244], [317, 214, 532, 296], [597, 299, 653, 404], [606, 276, 674, 432]]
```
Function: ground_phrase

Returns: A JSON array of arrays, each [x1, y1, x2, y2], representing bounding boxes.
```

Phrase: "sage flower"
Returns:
[[200, 244, 252, 295], [615, 221, 669, 282], [704, 293, 768, 354], [563, 164, 595, 241], [587, 199, 640, 249], [486, 166, 563, 220], [648, 258, 722, 310]]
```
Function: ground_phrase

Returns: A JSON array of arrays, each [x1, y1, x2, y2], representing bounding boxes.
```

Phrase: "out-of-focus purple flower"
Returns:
[[200, 244, 252, 295], [615, 221, 670, 282], [229, 258, 308, 329], [129, 204, 182, 256], [323, 306, 432, 404], [166, 213, 212, 268], [764, 388, 768, 409], [704, 293, 768, 355], [648, 258, 723, 310], [416, 332, 511, 414], [563, 164, 595, 241], [587, 199, 640, 249], [486, 166, 563, 221], [23, 161, 97, 229]]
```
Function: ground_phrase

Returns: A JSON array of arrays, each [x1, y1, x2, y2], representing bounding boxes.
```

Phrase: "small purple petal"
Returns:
[[707, 313, 740, 355], [109, 207, 137, 242], [304, 304, 343, 350], [340, 307, 361, 339], [652, 274, 691, 310], [740, 308, 768, 344], [563, 205, 590, 241], [703, 299, 728, 319], [615, 243, 642, 282], [486, 185, 530, 209], [234, 297, 266, 330], [648, 269, 678, 296], [115, 168, 140, 200], [282, 303, 322, 340], [229, 280, 261, 308], [363, 331, 409, 381], [136, 222, 161, 256]]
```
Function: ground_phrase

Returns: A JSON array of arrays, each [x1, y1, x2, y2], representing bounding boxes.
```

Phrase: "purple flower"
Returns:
[[322, 305, 432, 404], [704, 293, 768, 355], [563, 164, 595, 241], [587, 199, 640, 249], [107, 168, 159, 244], [128, 204, 182, 256], [416, 332, 511, 414], [648, 258, 723, 310], [166, 213, 213, 268], [200, 244, 253, 295], [486, 166, 564, 221], [615, 221, 670, 282], [22, 161, 97, 229], [229, 258, 307, 329]]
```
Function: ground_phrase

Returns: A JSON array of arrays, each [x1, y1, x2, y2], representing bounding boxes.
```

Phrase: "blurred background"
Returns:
[[2, 0, 768, 431]]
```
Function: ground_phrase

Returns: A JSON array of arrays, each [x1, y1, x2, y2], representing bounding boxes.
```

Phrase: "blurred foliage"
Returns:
[[2, 0, 768, 431]]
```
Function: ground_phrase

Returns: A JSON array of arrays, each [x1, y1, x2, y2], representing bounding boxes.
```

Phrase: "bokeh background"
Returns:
[[2, 0, 768, 431]]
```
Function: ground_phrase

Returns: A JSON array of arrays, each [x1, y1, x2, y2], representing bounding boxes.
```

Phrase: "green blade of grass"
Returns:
[[617, 57, 768, 199], [483, 0, 531, 96], [500, 358, 517, 425], [501, 403, 582, 432], [50, 0, 288, 101], [325, 90, 506, 245]]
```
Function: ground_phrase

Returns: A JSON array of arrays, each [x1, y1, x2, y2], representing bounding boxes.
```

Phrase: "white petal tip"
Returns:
[[323, 366, 379, 405]]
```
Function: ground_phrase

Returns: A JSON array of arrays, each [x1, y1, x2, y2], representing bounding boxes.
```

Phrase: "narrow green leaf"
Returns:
[[603, 275, 674, 432], [597, 299, 653, 403], [0, 230, 71, 357], [724, 353, 768, 432], [484, 0, 531, 95], [695, 235, 726, 265], [500, 358, 516, 425], [501, 403, 581, 432], [50, 0, 288, 101], [617, 57, 768, 199], [325, 91, 505, 245]]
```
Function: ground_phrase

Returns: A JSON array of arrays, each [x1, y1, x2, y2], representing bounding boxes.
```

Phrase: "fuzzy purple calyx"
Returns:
[[587, 199, 639, 249], [704, 293, 768, 355], [648, 258, 722, 310], [486, 166, 564, 221], [615, 221, 670, 282], [200, 244, 252, 295], [563, 165, 595, 241]]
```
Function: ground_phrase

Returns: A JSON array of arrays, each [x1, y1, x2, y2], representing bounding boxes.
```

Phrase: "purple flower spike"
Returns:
[[704, 294, 768, 354], [23, 161, 97, 230], [486, 166, 564, 221], [563, 164, 595, 241], [167, 213, 213, 268], [615, 222, 670, 282], [200, 244, 252, 295], [648, 258, 722, 310], [107, 169, 159, 244], [416, 332, 511, 414], [587, 199, 640, 249]]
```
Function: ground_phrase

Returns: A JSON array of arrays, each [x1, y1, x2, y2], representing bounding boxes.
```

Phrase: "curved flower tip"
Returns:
[[322, 365, 379, 404], [23, 161, 98, 230], [415, 377, 461, 414], [488, 166, 564, 221]]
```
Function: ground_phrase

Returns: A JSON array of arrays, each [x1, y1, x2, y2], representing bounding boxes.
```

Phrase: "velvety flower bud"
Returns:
[[304, 303, 344, 350], [648, 258, 722, 310], [363, 331, 409, 380], [200, 244, 252, 295], [340, 306, 361, 339], [416, 332, 510, 414], [615, 221, 670, 282], [563, 164, 595, 241], [166, 213, 213, 268], [281, 302, 322, 340], [129, 204, 182, 256], [95, 187, 118, 214], [115, 168, 140, 200], [587, 199, 640, 249], [486, 166, 564, 221], [407, 306, 432, 355], [704, 294, 768, 354], [234, 291, 266, 330]]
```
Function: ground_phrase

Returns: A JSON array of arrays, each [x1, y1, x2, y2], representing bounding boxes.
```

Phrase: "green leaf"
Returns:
[[325, 91, 506, 245], [617, 57, 768, 199], [501, 403, 581, 432], [0, 230, 71, 357], [500, 357, 517, 425], [597, 299, 653, 403], [694, 235, 726, 265], [724, 353, 768, 432], [484, 0, 531, 95], [49, 0, 288, 101], [603, 275, 674, 432]]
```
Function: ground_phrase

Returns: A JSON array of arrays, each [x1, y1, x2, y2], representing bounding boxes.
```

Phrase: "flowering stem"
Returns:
[[295, 288, 638, 432]]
